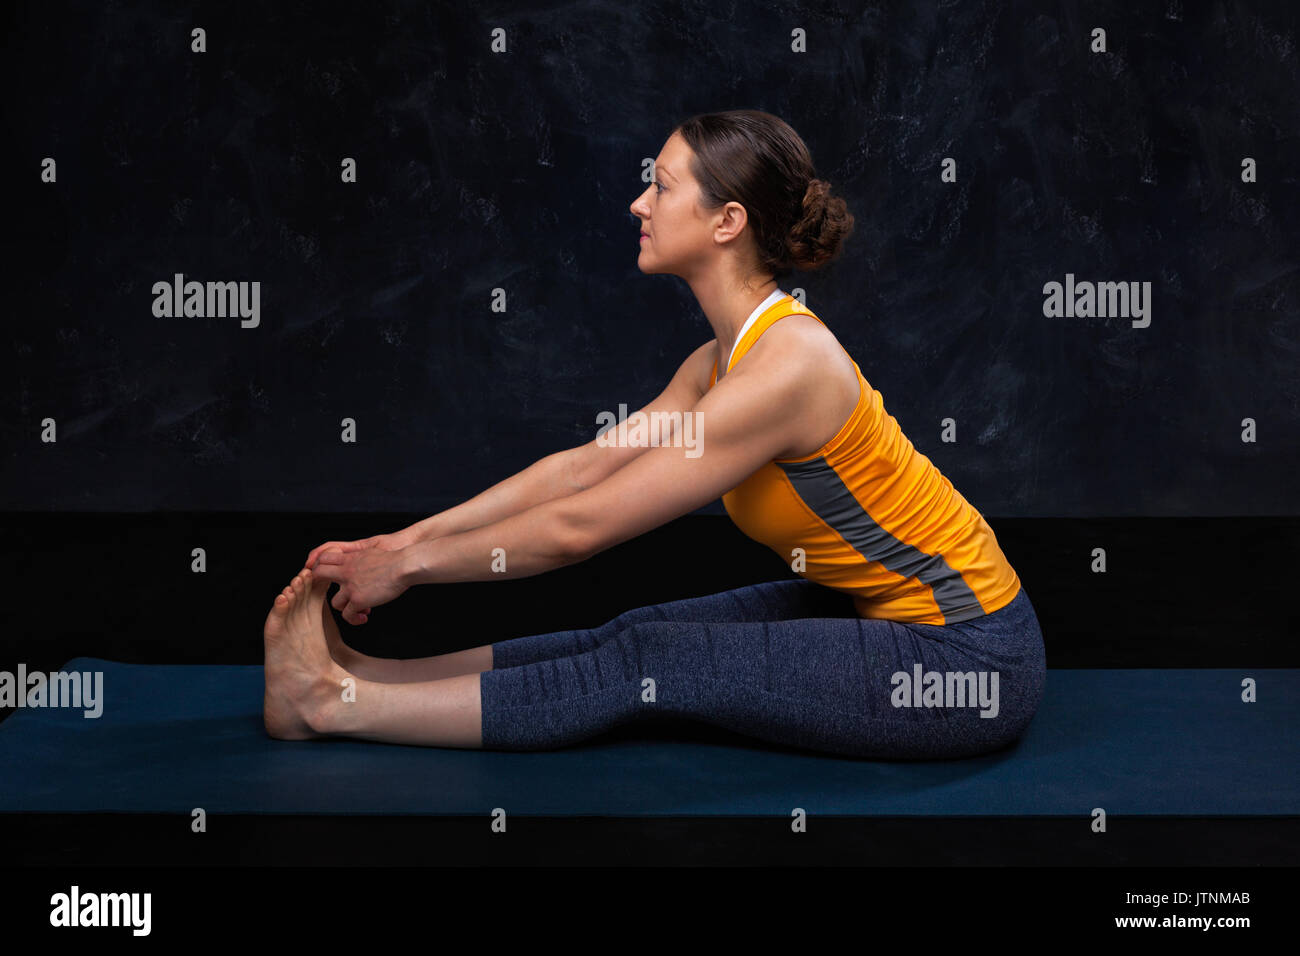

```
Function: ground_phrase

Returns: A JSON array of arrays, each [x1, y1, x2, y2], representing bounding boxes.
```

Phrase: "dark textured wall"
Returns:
[[3, 0, 1296, 516]]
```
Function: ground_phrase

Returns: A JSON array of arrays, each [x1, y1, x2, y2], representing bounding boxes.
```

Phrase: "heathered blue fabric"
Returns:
[[481, 579, 1045, 758]]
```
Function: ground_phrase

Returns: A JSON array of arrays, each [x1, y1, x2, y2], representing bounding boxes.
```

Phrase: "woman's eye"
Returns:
[[654, 182, 665, 194]]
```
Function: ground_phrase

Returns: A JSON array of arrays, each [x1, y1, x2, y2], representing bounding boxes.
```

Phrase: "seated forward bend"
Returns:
[[261, 288, 856, 746], [263, 109, 1042, 758]]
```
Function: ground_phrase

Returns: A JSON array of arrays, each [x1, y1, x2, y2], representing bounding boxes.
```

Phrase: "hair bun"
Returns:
[[786, 178, 855, 272]]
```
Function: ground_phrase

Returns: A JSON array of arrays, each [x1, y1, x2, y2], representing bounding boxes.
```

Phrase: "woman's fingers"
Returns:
[[306, 542, 340, 569], [306, 538, 370, 570], [301, 541, 379, 623], [309, 554, 344, 585]]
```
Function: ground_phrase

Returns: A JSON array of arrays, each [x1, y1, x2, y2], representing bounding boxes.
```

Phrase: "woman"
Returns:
[[263, 109, 1046, 758]]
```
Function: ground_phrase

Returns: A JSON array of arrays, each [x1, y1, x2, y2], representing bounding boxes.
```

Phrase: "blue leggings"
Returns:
[[480, 579, 1046, 759]]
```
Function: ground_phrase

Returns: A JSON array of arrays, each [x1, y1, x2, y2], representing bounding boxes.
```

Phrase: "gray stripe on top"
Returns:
[[776, 456, 986, 623]]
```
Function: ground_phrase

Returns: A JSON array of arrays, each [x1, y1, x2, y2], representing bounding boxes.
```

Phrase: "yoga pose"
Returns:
[[263, 109, 1046, 757]]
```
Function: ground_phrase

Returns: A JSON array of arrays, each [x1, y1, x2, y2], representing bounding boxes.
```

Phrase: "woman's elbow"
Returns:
[[549, 497, 603, 564]]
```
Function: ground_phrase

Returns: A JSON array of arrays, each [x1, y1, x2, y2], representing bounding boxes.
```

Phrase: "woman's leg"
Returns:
[[326, 577, 852, 683], [269, 564, 1044, 756], [322, 606, 493, 683], [488, 578, 855, 670], [268, 574, 854, 747], [268, 575, 843, 746], [479, 585, 1046, 758]]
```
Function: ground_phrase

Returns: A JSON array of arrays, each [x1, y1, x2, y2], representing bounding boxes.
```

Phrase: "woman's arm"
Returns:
[[402, 342, 712, 542], [397, 338, 816, 587], [312, 343, 719, 623], [402, 449, 581, 542]]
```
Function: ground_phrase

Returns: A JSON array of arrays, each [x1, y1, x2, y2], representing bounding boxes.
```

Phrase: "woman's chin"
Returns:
[[636, 254, 670, 276]]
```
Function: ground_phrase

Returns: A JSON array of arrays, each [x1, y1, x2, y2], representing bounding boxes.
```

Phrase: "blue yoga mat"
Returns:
[[0, 658, 1295, 816]]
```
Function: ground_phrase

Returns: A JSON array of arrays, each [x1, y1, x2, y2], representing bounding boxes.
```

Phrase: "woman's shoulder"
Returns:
[[749, 316, 862, 459], [757, 313, 857, 378], [695, 312, 857, 399]]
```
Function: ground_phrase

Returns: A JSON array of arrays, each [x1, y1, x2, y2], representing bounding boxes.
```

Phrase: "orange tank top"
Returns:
[[709, 293, 1021, 624]]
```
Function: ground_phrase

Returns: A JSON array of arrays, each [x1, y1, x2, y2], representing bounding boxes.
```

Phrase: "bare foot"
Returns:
[[263, 567, 351, 740], [320, 596, 353, 669]]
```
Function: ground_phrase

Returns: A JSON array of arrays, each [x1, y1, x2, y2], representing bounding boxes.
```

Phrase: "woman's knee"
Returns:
[[599, 620, 719, 695]]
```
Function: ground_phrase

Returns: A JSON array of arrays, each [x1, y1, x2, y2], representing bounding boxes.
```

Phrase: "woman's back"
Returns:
[[708, 293, 1022, 625]]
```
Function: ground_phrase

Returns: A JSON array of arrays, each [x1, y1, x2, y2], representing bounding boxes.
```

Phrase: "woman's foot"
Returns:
[[263, 567, 351, 740], [320, 593, 353, 669]]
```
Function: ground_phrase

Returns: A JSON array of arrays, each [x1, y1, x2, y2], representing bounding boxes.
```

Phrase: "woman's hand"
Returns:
[[305, 529, 418, 624], [305, 529, 416, 572], [310, 546, 414, 626]]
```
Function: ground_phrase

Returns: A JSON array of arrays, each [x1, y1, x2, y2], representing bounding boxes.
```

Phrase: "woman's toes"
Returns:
[[306, 569, 330, 604]]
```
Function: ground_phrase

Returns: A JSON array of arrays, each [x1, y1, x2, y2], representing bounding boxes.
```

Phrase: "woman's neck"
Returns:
[[699, 278, 781, 377]]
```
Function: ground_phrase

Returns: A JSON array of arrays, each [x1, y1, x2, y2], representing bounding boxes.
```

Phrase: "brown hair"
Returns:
[[670, 109, 855, 280]]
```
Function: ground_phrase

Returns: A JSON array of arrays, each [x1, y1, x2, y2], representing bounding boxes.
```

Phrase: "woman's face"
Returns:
[[629, 132, 713, 278]]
